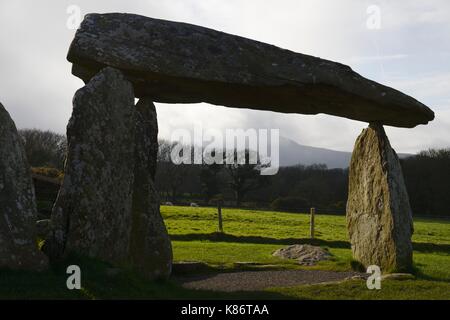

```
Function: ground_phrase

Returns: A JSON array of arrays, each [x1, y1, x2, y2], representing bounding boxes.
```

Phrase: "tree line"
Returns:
[[20, 129, 450, 217]]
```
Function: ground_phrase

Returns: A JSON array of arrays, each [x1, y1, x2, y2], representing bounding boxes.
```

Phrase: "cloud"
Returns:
[[387, 72, 450, 106], [348, 54, 408, 64], [0, 0, 448, 154]]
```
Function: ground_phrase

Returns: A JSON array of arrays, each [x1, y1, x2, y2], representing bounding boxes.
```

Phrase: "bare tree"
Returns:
[[225, 149, 269, 207], [19, 129, 67, 169], [156, 140, 192, 202]]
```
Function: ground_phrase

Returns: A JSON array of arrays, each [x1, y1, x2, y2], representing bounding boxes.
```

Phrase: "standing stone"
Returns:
[[46, 67, 136, 265], [0, 103, 48, 271], [129, 98, 172, 279], [346, 123, 413, 272], [135, 98, 158, 181], [45, 68, 173, 279]]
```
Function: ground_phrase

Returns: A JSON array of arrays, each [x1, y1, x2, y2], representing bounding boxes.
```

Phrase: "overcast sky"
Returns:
[[1, 0, 449, 153]]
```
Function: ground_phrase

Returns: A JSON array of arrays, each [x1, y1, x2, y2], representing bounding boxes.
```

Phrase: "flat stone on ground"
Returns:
[[272, 244, 332, 266], [381, 273, 415, 281]]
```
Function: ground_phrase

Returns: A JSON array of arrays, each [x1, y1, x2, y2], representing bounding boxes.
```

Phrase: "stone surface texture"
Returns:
[[129, 97, 172, 279], [272, 244, 332, 266], [45, 68, 172, 279], [0, 103, 48, 271], [346, 123, 414, 272], [47, 67, 136, 265], [67, 13, 434, 128]]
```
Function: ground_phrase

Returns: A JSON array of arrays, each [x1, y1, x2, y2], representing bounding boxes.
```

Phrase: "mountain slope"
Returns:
[[277, 137, 411, 168]]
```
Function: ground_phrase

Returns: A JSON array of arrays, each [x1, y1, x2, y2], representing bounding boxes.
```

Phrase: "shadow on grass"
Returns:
[[412, 242, 450, 254], [171, 232, 350, 248], [0, 253, 290, 300], [170, 232, 450, 254], [411, 264, 450, 283]]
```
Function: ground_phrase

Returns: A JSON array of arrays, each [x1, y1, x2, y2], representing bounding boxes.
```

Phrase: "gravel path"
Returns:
[[175, 270, 365, 292]]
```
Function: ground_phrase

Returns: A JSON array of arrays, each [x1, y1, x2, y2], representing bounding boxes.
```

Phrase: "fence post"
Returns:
[[310, 207, 315, 239], [218, 200, 223, 233]]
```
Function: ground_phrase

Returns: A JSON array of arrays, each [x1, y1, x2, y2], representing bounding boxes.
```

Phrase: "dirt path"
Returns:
[[175, 270, 365, 292]]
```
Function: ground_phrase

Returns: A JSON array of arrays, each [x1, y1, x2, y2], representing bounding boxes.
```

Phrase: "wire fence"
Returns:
[[162, 200, 450, 221]]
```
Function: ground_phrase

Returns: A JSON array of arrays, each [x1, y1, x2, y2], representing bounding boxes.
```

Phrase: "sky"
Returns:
[[0, 0, 449, 153]]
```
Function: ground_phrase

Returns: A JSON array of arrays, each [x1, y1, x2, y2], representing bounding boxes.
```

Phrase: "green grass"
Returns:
[[167, 206, 450, 299], [1, 205, 449, 299], [269, 280, 450, 300]]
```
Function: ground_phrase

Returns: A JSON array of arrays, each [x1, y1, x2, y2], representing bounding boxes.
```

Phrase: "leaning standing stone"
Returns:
[[129, 98, 172, 279], [47, 67, 135, 265], [346, 123, 413, 272], [0, 103, 48, 271]]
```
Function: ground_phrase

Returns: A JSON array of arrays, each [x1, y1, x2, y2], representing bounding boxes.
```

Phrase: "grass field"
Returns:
[[1, 206, 449, 299]]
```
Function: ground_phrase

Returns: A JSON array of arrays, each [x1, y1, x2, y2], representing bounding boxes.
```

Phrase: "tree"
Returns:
[[155, 140, 192, 202], [401, 148, 450, 216], [225, 149, 269, 206], [19, 129, 67, 169], [200, 151, 223, 202]]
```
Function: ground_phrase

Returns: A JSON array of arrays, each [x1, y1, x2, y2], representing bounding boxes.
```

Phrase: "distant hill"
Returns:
[[277, 137, 412, 169], [162, 135, 412, 169]]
